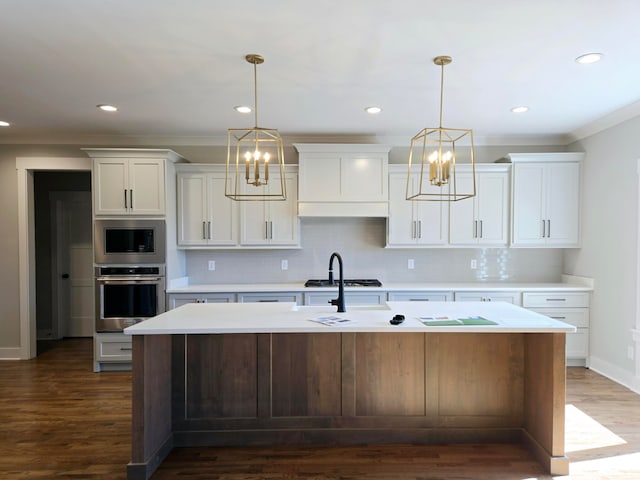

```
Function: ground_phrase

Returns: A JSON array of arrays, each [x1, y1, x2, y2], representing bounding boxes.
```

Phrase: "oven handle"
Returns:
[[96, 277, 164, 283]]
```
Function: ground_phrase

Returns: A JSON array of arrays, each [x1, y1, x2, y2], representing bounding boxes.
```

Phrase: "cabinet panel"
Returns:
[[94, 333, 132, 362], [454, 291, 521, 305], [238, 292, 302, 304], [129, 159, 165, 214], [177, 171, 237, 246], [168, 293, 236, 309], [449, 168, 509, 246], [508, 153, 582, 247], [93, 157, 165, 216], [240, 171, 299, 246], [522, 292, 589, 308], [387, 171, 447, 246], [93, 159, 129, 215], [388, 291, 453, 302], [304, 291, 386, 306]]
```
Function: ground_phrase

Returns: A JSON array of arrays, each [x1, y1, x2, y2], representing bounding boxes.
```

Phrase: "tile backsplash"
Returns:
[[185, 217, 564, 284]]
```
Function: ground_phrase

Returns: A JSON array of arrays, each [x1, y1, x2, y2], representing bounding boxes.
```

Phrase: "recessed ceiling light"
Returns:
[[234, 105, 252, 113], [0, 120, 9, 127], [97, 104, 118, 112], [575, 53, 603, 64], [511, 106, 529, 113], [365, 106, 382, 114]]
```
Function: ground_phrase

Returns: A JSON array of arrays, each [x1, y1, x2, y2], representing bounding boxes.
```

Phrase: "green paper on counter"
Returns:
[[420, 316, 498, 326]]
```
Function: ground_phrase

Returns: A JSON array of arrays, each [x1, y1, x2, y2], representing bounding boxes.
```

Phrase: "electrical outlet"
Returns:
[[208, 260, 215, 271], [470, 259, 477, 269], [281, 259, 288, 271], [628, 346, 635, 360], [408, 259, 415, 270]]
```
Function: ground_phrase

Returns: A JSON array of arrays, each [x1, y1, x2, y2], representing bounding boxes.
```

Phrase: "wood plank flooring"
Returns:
[[1, 338, 638, 479]]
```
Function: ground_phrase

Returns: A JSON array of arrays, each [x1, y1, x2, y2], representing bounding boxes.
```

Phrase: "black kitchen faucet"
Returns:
[[328, 252, 346, 313]]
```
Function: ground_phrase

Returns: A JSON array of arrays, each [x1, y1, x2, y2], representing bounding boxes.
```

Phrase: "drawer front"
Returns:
[[96, 337, 133, 362], [522, 292, 589, 308], [304, 292, 386, 306], [388, 291, 453, 302], [238, 293, 302, 304], [530, 308, 589, 327]]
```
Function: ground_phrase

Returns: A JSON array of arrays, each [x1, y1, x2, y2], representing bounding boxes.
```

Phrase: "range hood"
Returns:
[[295, 144, 391, 217]]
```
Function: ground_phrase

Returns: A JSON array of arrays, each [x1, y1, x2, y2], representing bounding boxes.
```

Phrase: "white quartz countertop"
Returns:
[[124, 301, 577, 335], [167, 281, 592, 294]]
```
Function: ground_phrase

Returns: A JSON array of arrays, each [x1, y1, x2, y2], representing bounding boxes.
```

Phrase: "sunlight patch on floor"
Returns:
[[564, 404, 626, 454]]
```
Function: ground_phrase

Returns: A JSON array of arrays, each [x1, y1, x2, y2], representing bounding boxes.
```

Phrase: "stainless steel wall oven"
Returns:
[[95, 265, 165, 332]]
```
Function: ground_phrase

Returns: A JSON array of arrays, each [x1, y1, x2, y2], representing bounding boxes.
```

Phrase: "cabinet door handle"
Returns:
[[479, 220, 483, 238], [265, 221, 269, 239], [202, 221, 206, 240], [412, 220, 416, 239], [208, 221, 212, 239], [124, 190, 128, 209], [270, 221, 273, 240], [129, 189, 133, 210], [547, 219, 551, 238], [542, 220, 546, 238], [417, 220, 421, 239], [473, 220, 477, 238]]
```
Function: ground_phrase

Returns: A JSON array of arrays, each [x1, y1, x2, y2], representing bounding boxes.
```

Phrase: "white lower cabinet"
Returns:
[[388, 291, 453, 302], [304, 291, 386, 306], [168, 293, 236, 309], [522, 291, 590, 366], [94, 333, 132, 372], [454, 291, 521, 305]]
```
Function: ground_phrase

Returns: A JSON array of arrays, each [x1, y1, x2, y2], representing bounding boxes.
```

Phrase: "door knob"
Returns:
[[61, 273, 70, 279]]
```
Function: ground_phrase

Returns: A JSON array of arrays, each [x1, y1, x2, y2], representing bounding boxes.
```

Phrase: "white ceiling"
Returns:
[[1, 0, 639, 146]]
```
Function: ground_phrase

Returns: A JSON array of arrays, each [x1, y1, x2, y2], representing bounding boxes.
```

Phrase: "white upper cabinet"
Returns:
[[176, 168, 237, 247], [449, 165, 510, 246], [387, 167, 448, 246], [86, 149, 182, 216], [295, 144, 390, 217], [240, 167, 299, 246], [508, 153, 583, 247]]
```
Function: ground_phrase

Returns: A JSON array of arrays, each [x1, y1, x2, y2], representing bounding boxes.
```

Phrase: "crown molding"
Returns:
[[568, 100, 640, 143]]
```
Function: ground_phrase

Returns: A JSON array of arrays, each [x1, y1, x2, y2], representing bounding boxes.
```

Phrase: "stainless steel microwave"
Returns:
[[94, 219, 166, 265]]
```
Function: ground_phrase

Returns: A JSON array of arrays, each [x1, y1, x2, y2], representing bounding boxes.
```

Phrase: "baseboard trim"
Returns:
[[0, 347, 23, 360], [588, 355, 640, 394]]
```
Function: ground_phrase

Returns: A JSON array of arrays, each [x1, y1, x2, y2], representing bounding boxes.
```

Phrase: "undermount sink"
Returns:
[[290, 304, 391, 312]]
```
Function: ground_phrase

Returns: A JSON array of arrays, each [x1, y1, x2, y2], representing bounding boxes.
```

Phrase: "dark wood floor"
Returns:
[[1, 338, 638, 479]]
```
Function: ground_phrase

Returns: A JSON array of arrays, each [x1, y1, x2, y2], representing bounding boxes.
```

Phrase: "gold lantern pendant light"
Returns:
[[407, 55, 476, 201], [225, 54, 286, 201]]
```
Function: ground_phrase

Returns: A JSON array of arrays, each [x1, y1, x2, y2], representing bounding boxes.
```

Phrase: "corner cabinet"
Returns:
[[176, 166, 237, 246], [295, 143, 390, 217], [85, 149, 183, 216], [239, 166, 299, 247], [387, 166, 448, 246], [507, 153, 583, 247], [449, 165, 510, 246]]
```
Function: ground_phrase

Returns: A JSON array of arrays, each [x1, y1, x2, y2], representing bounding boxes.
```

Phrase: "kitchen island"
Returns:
[[124, 301, 575, 480]]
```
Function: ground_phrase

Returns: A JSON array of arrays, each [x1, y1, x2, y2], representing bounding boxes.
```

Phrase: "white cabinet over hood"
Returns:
[[295, 144, 390, 217]]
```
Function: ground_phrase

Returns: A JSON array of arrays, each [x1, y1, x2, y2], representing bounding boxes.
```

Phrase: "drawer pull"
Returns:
[[410, 298, 429, 301], [120, 347, 133, 351], [545, 298, 566, 302], [258, 299, 278, 302], [550, 316, 566, 320]]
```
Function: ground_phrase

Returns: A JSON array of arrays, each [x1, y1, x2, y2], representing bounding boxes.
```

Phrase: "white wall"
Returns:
[[566, 115, 640, 391]]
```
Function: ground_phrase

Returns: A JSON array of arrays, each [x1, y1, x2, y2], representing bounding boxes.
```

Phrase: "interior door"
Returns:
[[52, 192, 94, 337]]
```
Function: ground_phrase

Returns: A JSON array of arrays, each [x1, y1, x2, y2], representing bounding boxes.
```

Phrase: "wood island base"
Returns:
[[127, 331, 568, 479]]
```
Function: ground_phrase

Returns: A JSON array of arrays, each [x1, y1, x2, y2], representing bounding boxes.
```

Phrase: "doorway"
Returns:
[[16, 157, 93, 359], [31, 170, 93, 350]]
